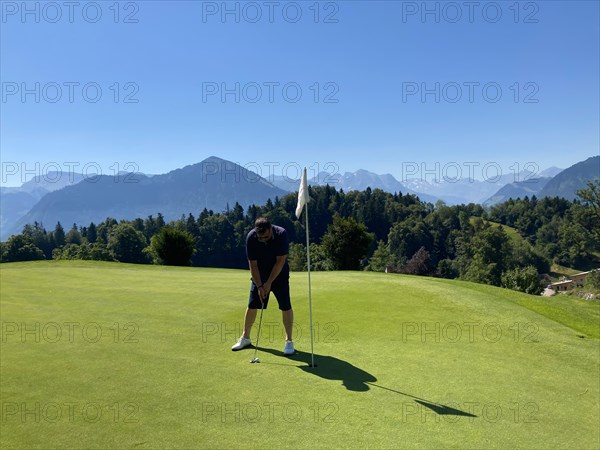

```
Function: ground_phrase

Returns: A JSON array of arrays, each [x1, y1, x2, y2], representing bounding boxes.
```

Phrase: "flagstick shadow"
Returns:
[[366, 383, 477, 417]]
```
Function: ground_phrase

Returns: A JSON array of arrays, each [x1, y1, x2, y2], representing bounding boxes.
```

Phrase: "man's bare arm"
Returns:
[[264, 255, 287, 290], [248, 260, 262, 287]]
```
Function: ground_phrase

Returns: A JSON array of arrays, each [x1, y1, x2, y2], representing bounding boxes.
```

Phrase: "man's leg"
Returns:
[[282, 308, 293, 341], [243, 308, 258, 338], [272, 281, 294, 354], [232, 285, 265, 350]]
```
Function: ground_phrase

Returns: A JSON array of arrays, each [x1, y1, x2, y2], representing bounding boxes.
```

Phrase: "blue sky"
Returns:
[[1, 1, 598, 186]]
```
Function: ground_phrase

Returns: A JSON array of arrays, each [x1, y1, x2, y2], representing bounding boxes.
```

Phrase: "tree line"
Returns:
[[2, 181, 599, 295]]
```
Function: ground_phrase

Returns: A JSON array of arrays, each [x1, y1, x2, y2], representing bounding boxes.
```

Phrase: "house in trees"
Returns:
[[549, 270, 594, 292]]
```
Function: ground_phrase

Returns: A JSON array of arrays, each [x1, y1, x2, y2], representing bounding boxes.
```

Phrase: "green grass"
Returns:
[[551, 263, 581, 279], [1, 261, 599, 449], [470, 218, 524, 245]]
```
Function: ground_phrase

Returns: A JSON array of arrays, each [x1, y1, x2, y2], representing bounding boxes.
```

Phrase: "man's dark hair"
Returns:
[[254, 217, 271, 233]]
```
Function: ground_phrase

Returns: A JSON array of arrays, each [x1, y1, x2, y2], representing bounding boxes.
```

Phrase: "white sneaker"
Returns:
[[283, 340, 295, 355], [231, 336, 252, 351]]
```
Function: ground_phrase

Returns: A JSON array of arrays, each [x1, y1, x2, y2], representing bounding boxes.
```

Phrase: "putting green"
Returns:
[[1, 261, 599, 449]]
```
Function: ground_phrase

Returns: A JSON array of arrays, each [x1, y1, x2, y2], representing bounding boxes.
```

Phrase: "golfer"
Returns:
[[231, 217, 295, 355]]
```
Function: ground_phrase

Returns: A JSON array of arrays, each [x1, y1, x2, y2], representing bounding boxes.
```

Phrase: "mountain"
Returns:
[[538, 156, 599, 200], [0, 172, 89, 239], [20, 172, 87, 193], [7, 157, 287, 239], [403, 178, 489, 205], [333, 170, 404, 192], [483, 177, 552, 206], [539, 167, 563, 178], [269, 171, 343, 192], [483, 157, 597, 205], [403, 168, 563, 205], [269, 175, 306, 192], [270, 169, 440, 203], [0, 187, 49, 239]]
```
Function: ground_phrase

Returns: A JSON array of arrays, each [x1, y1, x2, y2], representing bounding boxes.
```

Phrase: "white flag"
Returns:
[[295, 168, 309, 218]]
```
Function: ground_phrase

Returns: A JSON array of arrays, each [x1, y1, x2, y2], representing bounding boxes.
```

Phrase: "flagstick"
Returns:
[[305, 191, 315, 368]]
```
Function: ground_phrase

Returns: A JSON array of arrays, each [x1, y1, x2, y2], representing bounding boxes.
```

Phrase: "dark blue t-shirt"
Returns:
[[246, 225, 290, 283]]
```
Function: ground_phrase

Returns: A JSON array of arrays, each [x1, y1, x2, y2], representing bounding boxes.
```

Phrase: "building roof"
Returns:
[[572, 271, 593, 277], [551, 280, 574, 287]]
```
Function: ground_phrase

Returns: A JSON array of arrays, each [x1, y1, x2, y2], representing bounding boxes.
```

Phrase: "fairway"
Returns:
[[1, 261, 599, 449]]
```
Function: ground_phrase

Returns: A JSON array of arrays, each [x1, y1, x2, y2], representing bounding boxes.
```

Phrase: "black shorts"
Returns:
[[248, 280, 291, 311]]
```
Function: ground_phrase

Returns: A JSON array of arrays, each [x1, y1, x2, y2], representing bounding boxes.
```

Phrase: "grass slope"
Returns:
[[1, 261, 599, 449], [469, 218, 523, 245]]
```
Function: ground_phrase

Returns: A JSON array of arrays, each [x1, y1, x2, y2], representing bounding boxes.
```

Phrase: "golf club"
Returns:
[[250, 298, 265, 363]]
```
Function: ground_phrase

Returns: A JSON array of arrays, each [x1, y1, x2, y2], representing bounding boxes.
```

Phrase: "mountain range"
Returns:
[[1, 155, 598, 241], [538, 156, 600, 200], [4, 157, 286, 239], [269, 170, 439, 203], [403, 167, 564, 205], [270, 167, 565, 205]]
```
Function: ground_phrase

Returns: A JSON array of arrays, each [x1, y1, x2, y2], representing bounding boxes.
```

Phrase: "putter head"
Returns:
[[250, 358, 260, 363]]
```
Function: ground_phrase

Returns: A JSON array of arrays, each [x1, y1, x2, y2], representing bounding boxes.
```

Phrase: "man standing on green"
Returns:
[[232, 217, 295, 355]]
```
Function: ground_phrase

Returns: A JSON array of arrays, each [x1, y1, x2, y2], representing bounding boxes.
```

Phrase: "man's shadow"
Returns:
[[260, 348, 376, 391], [258, 348, 476, 417]]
